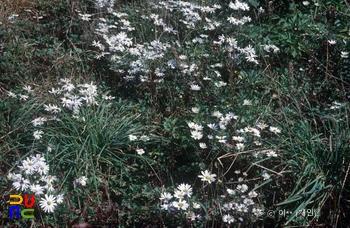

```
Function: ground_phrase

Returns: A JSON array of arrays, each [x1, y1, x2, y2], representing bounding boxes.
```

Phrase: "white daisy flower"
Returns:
[[7, 172, 18, 181], [173, 189, 184, 199], [227, 188, 236, 195], [194, 124, 203, 131], [45, 182, 55, 192], [226, 112, 238, 120], [56, 194, 64, 204], [199, 143, 207, 149], [159, 192, 173, 201], [252, 129, 261, 137], [21, 157, 37, 174], [136, 148, 145, 155], [216, 136, 226, 143], [161, 204, 169, 210], [207, 123, 217, 130], [328, 40, 336, 45], [269, 126, 281, 134], [177, 183, 193, 197], [262, 173, 271, 180], [77, 176, 88, 186], [19, 94, 29, 100], [33, 130, 44, 140], [198, 170, 217, 184], [42, 175, 57, 183], [252, 208, 264, 216], [13, 177, 30, 191], [256, 122, 268, 130], [187, 122, 196, 129], [172, 199, 189, 210], [44, 104, 61, 113], [236, 184, 248, 193], [248, 191, 258, 198], [47, 144, 55, 152], [190, 84, 201, 91], [128, 134, 137, 141], [212, 111, 223, 118], [243, 198, 255, 205], [236, 143, 245, 150], [30, 184, 44, 195], [258, 7, 265, 13], [193, 202, 201, 209], [191, 131, 203, 140], [23, 85, 34, 93], [222, 214, 235, 224], [266, 150, 278, 157], [253, 141, 262, 146], [32, 154, 45, 163], [236, 203, 248, 212], [232, 136, 245, 142], [37, 161, 49, 176], [39, 194, 57, 213], [32, 117, 46, 126], [191, 107, 200, 113]]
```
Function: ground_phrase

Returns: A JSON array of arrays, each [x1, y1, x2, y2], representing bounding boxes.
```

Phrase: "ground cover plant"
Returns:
[[1, 0, 349, 227]]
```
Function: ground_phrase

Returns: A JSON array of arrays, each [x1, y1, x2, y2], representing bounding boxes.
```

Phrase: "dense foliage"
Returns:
[[1, 0, 349, 227]]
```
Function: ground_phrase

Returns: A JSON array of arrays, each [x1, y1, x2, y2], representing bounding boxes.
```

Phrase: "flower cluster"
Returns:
[[221, 183, 264, 224], [188, 106, 283, 153], [330, 101, 344, 110], [160, 183, 202, 221], [188, 110, 239, 149], [55, 78, 100, 110], [7, 80, 115, 143], [7, 154, 64, 213], [252, 150, 278, 159], [5, 79, 119, 212], [128, 134, 151, 155], [88, 0, 261, 85], [183, 105, 281, 224], [7, 85, 35, 101], [263, 44, 280, 53]]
